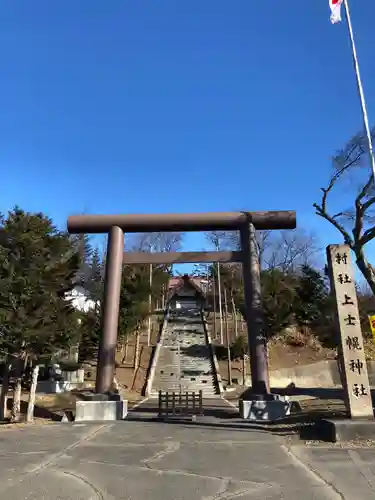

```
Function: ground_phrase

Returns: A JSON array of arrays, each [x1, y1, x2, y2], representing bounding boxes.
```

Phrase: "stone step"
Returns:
[[154, 386, 216, 392], [153, 385, 216, 393], [158, 355, 211, 362], [150, 391, 219, 399], [162, 340, 207, 344], [157, 367, 213, 372], [157, 357, 212, 365], [150, 311, 220, 396], [156, 373, 213, 379], [153, 379, 215, 385], [157, 358, 212, 366], [154, 376, 215, 382]]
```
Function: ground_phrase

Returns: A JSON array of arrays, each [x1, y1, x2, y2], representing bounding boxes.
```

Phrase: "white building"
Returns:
[[65, 286, 98, 313]]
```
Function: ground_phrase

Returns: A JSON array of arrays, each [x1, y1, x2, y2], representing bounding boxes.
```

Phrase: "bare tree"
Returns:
[[205, 230, 239, 251], [313, 127, 375, 294], [255, 230, 271, 270], [128, 232, 183, 253], [206, 228, 317, 272], [262, 229, 319, 273], [127, 230, 184, 284]]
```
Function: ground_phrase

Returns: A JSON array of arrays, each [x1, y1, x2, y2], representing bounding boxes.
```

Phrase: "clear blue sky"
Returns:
[[1, 1, 374, 265]]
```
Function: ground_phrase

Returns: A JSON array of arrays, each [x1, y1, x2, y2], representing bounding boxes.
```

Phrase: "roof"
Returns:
[[168, 276, 207, 291], [167, 274, 206, 301]]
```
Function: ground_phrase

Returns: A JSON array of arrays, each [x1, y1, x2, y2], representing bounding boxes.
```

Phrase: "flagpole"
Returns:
[[343, 0, 375, 180]]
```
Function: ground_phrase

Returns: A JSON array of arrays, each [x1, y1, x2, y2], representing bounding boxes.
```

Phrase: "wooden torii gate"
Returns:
[[67, 210, 296, 397]]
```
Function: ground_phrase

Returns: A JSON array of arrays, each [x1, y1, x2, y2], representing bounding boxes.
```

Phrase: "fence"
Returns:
[[158, 390, 203, 418]]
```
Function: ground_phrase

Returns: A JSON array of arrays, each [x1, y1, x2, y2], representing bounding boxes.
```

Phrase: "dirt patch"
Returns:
[[217, 340, 336, 385], [114, 345, 153, 393], [268, 340, 336, 370]]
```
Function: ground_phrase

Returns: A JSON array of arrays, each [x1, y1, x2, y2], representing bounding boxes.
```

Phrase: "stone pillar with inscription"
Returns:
[[326, 244, 373, 420]]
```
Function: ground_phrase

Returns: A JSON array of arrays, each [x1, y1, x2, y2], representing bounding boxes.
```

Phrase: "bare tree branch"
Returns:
[[313, 126, 375, 294], [127, 232, 184, 253], [204, 231, 239, 251], [262, 229, 318, 273]]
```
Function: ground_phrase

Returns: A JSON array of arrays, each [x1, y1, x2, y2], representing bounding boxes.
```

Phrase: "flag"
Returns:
[[330, 0, 343, 24]]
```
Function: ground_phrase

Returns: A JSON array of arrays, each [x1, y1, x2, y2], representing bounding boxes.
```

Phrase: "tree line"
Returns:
[[199, 229, 375, 351]]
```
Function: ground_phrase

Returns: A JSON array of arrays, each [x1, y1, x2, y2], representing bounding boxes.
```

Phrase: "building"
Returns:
[[167, 274, 206, 311], [65, 286, 98, 313]]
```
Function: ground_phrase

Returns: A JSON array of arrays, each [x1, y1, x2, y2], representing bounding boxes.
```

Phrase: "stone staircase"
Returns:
[[150, 307, 221, 397]]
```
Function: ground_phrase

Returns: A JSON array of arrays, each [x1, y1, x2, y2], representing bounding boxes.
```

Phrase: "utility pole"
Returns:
[[224, 287, 232, 386], [242, 354, 247, 386], [231, 292, 238, 338], [217, 263, 223, 344], [147, 263, 152, 346], [212, 267, 217, 338]]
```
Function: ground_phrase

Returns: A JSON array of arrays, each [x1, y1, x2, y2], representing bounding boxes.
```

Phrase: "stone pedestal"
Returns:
[[75, 392, 128, 422], [239, 392, 292, 421], [312, 418, 375, 443], [62, 369, 85, 383]]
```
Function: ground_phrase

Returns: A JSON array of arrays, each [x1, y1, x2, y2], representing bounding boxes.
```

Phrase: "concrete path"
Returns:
[[0, 405, 374, 498]]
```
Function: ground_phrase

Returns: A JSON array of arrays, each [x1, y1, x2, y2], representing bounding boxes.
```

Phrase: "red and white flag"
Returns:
[[330, 0, 343, 24]]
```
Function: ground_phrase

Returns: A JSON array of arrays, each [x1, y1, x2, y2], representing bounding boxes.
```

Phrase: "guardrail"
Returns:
[[201, 311, 224, 396], [142, 309, 170, 396]]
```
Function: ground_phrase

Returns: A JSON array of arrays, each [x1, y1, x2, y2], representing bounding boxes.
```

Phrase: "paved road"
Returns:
[[0, 402, 374, 498]]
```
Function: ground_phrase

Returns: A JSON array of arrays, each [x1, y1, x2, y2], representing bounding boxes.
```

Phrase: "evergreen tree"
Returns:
[[118, 265, 151, 342], [77, 247, 103, 364], [261, 269, 297, 340], [0, 207, 80, 355], [85, 247, 104, 301], [294, 265, 329, 327], [236, 268, 297, 341], [70, 233, 92, 287], [0, 207, 80, 420]]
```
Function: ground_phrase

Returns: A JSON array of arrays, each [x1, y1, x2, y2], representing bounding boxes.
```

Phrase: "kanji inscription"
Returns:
[[326, 245, 373, 419]]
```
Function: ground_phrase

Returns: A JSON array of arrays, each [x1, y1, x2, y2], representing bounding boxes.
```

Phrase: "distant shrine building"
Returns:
[[167, 275, 206, 312]]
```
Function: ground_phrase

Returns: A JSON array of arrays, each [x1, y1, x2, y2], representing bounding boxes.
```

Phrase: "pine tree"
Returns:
[[77, 247, 103, 364], [85, 247, 103, 301], [294, 265, 329, 327], [0, 207, 80, 421], [261, 269, 298, 340], [70, 233, 92, 287], [118, 265, 151, 342]]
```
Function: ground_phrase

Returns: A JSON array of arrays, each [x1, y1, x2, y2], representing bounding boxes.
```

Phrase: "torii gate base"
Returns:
[[68, 211, 296, 422]]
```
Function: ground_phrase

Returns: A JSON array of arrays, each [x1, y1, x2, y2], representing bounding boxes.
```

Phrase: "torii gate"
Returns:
[[67, 210, 296, 397]]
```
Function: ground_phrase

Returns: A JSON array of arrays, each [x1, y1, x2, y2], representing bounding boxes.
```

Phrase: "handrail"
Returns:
[[143, 308, 170, 396], [201, 310, 224, 396]]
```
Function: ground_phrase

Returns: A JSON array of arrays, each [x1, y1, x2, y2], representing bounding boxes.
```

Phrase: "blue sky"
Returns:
[[1, 1, 374, 273]]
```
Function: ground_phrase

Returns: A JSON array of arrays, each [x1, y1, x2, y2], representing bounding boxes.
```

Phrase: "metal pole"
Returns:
[[95, 226, 124, 393], [178, 341, 181, 393], [231, 292, 238, 338], [217, 263, 223, 344], [224, 287, 232, 386], [240, 223, 269, 395], [162, 284, 165, 310], [147, 263, 153, 346], [343, 0, 375, 179], [212, 268, 217, 338]]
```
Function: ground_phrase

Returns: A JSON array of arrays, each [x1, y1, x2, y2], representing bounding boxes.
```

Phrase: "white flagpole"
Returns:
[[343, 0, 375, 179]]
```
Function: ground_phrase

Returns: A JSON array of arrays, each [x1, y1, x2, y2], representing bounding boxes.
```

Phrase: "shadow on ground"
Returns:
[[127, 396, 353, 439], [227, 384, 375, 405], [4, 398, 67, 422]]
